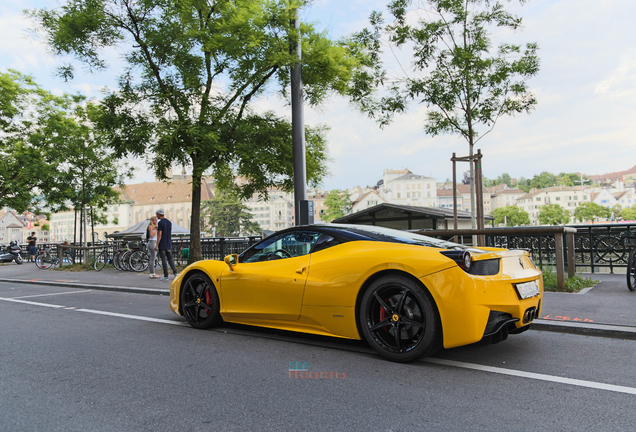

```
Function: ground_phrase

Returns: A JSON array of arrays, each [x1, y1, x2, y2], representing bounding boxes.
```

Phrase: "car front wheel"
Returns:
[[181, 273, 222, 329], [360, 275, 441, 363]]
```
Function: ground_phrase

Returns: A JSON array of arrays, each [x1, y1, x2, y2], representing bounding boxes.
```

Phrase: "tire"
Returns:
[[35, 251, 53, 270], [359, 275, 441, 363], [14, 254, 23, 265], [120, 250, 133, 271], [180, 273, 222, 329], [129, 250, 149, 272], [628, 250, 636, 292], [113, 251, 123, 271], [94, 251, 107, 271]]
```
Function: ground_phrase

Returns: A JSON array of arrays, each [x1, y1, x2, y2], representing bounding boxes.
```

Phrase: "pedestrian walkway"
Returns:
[[1, 263, 635, 339]]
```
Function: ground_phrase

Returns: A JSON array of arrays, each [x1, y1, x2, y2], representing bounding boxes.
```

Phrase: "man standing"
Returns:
[[26, 232, 37, 262], [155, 209, 178, 281]]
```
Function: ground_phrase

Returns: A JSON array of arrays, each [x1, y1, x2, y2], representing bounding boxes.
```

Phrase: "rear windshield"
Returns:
[[342, 225, 471, 250]]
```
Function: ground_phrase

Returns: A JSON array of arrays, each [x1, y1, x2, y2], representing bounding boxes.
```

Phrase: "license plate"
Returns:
[[516, 281, 540, 299]]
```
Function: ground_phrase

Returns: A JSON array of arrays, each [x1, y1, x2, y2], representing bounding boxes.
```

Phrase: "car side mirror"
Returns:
[[224, 254, 238, 269]]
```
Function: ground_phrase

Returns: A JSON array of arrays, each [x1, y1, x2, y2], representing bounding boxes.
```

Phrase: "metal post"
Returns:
[[291, 9, 307, 225], [452, 153, 458, 243], [567, 232, 576, 278], [555, 232, 566, 289]]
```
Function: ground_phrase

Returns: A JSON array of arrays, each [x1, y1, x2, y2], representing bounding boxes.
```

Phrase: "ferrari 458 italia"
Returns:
[[170, 224, 543, 362]]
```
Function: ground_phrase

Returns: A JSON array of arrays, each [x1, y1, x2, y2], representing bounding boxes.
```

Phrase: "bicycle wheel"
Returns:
[[628, 250, 636, 292], [94, 251, 108, 271], [35, 251, 53, 270], [121, 250, 133, 271], [113, 251, 124, 271], [63, 250, 75, 265], [129, 250, 149, 272]]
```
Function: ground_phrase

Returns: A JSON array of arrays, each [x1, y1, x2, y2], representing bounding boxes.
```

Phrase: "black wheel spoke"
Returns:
[[373, 292, 392, 313], [396, 289, 408, 313], [402, 317, 423, 329], [394, 324, 402, 352], [369, 318, 391, 332]]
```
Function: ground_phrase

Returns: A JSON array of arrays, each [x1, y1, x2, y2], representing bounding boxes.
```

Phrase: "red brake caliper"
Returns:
[[379, 301, 387, 331], [204, 289, 213, 314]]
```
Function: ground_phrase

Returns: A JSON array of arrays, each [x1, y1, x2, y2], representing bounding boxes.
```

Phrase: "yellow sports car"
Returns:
[[170, 224, 543, 362]]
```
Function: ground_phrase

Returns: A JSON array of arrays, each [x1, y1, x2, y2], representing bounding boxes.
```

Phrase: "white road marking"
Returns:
[[13, 290, 92, 299], [425, 358, 636, 396], [0, 297, 66, 309], [75, 308, 188, 326], [2, 296, 636, 395]]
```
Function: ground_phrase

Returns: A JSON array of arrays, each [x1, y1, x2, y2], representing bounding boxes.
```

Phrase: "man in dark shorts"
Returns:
[[155, 209, 178, 281], [26, 232, 37, 262]]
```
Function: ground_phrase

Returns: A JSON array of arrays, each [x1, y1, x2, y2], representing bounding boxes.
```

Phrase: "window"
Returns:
[[418, 184, 422, 189], [397, 193, 401, 199], [574, 196, 578, 200], [406, 184, 411, 190], [536, 198, 541, 201], [312, 234, 341, 253], [556, 197, 561, 201], [242, 231, 321, 262], [407, 192, 411, 198], [397, 185, 401, 190]]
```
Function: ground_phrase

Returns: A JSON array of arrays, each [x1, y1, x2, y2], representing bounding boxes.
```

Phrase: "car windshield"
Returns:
[[336, 224, 474, 250]]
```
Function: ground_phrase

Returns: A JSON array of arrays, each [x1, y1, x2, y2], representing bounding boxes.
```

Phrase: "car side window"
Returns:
[[311, 234, 342, 254], [242, 231, 321, 262]]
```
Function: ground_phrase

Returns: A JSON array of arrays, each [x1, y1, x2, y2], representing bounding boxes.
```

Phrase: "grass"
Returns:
[[541, 267, 599, 293]]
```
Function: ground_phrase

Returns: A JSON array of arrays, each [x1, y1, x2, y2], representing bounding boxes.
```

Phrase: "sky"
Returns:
[[1, 0, 634, 190]]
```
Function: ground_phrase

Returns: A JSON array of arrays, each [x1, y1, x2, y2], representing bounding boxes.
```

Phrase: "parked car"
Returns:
[[169, 224, 543, 362]]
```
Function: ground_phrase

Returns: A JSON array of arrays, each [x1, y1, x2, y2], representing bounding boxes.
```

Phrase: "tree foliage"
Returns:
[[492, 205, 530, 226], [0, 70, 128, 216], [352, 0, 539, 227], [201, 190, 261, 237], [321, 190, 352, 222], [574, 202, 611, 223], [538, 204, 571, 225], [622, 206, 636, 221], [31, 0, 369, 262]]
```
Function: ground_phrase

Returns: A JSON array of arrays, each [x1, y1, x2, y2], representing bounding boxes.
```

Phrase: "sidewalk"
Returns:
[[1, 263, 635, 339]]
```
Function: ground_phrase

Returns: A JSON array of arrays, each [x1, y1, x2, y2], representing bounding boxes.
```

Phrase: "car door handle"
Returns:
[[295, 268, 306, 274]]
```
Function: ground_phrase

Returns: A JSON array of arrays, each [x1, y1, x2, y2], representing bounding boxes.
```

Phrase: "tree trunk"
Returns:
[[188, 174, 203, 264]]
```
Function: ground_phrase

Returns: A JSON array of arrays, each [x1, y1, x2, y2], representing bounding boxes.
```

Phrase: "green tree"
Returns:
[[557, 172, 588, 187], [0, 71, 128, 217], [321, 190, 352, 222], [538, 204, 571, 225], [31, 0, 368, 263], [355, 0, 539, 226], [574, 202, 611, 223], [529, 171, 557, 190], [201, 190, 261, 237], [610, 204, 622, 221], [492, 205, 530, 226], [622, 206, 636, 221]]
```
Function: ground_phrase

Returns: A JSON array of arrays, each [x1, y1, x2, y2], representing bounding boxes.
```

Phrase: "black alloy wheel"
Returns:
[[360, 275, 441, 363], [628, 250, 636, 292], [181, 273, 222, 329]]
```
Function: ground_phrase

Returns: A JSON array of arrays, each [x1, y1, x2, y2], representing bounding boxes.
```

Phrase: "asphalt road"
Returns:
[[1, 282, 635, 432]]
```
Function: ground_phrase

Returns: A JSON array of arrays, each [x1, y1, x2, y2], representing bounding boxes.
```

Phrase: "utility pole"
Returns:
[[291, 8, 307, 225]]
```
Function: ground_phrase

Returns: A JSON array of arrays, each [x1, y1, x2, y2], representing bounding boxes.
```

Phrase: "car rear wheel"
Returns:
[[360, 275, 441, 363], [181, 273, 222, 329]]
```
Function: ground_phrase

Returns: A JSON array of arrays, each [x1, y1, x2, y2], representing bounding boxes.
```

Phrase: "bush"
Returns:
[[541, 267, 598, 293]]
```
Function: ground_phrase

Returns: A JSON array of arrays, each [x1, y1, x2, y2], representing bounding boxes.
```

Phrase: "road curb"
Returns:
[[531, 319, 636, 340], [0, 278, 170, 296]]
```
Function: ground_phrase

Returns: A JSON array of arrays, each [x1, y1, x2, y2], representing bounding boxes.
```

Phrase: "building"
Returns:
[[380, 170, 438, 207], [436, 188, 464, 210], [244, 188, 294, 232], [489, 186, 527, 211], [0, 211, 25, 244], [455, 184, 491, 215], [516, 186, 590, 225], [351, 190, 386, 213]]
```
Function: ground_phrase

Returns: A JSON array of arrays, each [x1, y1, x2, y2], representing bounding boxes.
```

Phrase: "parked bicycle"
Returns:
[[128, 241, 162, 272], [34, 246, 75, 270]]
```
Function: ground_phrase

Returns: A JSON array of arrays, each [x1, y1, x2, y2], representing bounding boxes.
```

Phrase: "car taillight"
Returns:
[[440, 250, 472, 272]]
